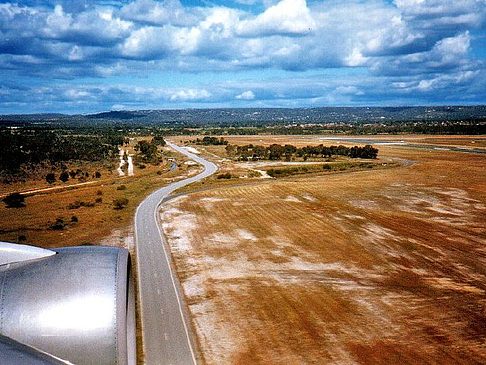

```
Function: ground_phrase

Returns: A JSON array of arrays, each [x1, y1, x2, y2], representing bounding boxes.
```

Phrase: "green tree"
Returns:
[[3, 192, 25, 208], [59, 171, 69, 182], [113, 197, 129, 210], [45, 173, 56, 184]]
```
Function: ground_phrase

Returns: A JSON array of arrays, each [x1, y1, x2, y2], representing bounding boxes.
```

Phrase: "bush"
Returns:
[[50, 218, 66, 230], [95, 171, 102, 178], [68, 201, 82, 209], [217, 173, 232, 179], [95, 197, 103, 203], [45, 173, 56, 184], [71, 215, 78, 223], [68, 200, 95, 209], [113, 197, 129, 210], [323, 164, 332, 170], [117, 185, 127, 190], [96, 190, 103, 196], [3, 192, 26, 208], [59, 171, 69, 182]]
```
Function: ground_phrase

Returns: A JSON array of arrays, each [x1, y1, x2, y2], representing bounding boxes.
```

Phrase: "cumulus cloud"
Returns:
[[0, 0, 485, 111], [236, 90, 255, 100], [169, 88, 211, 101], [119, 0, 196, 26], [237, 0, 315, 37]]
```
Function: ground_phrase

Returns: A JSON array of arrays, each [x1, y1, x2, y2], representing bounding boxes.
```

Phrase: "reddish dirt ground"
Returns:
[[160, 137, 486, 364]]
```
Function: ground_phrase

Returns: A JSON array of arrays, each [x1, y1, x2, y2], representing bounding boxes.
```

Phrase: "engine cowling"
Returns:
[[0, 243, 136, 365]]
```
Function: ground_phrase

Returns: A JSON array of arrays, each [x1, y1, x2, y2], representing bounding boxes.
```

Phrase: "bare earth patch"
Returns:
[[160, 141, 486, 364]]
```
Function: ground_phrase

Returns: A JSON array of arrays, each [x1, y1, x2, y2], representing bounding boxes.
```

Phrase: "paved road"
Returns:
[[135, 142, 217, 365]]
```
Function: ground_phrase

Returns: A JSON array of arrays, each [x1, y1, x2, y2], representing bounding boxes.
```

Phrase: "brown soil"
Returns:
[[160, 136, 486, 364]]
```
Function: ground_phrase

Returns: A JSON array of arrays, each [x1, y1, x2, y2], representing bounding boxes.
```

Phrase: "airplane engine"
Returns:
[[0, 242, 136, 365]]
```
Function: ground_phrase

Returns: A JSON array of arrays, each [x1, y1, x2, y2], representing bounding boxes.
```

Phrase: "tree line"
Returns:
[[192, 136, 228, 145], [225, 143, 378, 161], [0, 128, 124, 174]]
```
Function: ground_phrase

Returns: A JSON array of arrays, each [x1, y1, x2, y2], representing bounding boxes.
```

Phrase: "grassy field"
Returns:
[[161, 136, 486, 364], [0, 144, 198, 248]]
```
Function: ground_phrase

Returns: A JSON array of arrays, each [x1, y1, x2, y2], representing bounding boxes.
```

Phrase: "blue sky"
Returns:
[[0, 0, 485, 113]]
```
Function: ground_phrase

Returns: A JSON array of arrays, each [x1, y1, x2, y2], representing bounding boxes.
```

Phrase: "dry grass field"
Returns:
[[161, 136, 486, 364], [0, 145, 198, 248]]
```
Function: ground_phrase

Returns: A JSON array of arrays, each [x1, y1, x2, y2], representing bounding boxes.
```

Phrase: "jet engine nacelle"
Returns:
[[0, 242, 136, 365]]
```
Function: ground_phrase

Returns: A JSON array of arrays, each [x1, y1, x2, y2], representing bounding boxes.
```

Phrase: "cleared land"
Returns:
[[161, 136, 486, 364]]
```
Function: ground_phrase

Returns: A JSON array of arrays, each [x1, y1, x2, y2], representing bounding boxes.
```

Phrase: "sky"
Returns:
[[0, 0, 485, 114]]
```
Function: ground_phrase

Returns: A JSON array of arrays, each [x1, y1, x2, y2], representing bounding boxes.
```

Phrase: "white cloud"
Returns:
[[119, 0, 194, 26], [0, 0, 485, 110], [236, 90, 255, 100], [169, 89, 211, 101], [237, 0, 315, 37], [120, 26, 172, 58]]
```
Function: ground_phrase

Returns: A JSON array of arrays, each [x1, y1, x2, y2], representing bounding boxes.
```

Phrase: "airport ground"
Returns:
[[0, 134, 485, 364], [162, 135, 486, 364]]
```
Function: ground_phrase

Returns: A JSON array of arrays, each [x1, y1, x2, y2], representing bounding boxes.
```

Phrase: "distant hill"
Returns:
[[1, 106, 485, 127]]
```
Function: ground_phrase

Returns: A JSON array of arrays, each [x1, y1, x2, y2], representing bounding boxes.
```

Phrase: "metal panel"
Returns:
[[0, 334, 70, 364], [0, 245, 134, 365], [0, 242, 55, 266]]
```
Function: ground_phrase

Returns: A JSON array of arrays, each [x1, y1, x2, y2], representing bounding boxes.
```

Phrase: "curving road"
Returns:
[[135, 142, 217, 365]]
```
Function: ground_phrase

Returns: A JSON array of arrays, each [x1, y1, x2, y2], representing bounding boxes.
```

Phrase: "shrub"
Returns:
[[113, 198, 129, 210], [117, 185, 127, 190], [95, 197, 103, 203], [323, 164, 332, 170], [68, 201, 82, 209], [71, 215, 78, 223], [95, 171, 102, 178], [59, 171, 69, 182], [217, 173, 232, 179], [96, 190, 103, 196], [68, 200, 95, 209], [3, 192, 26, 208], [50, 218, 66, 230], [45, 173, 56, 184]]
